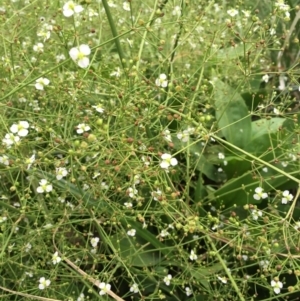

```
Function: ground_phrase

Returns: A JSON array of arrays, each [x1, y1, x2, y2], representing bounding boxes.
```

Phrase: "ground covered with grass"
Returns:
[[0, 0, 300, 300]]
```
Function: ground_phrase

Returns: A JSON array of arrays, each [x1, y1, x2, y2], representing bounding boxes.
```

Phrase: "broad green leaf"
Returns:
[[214, 79, 252, 149]]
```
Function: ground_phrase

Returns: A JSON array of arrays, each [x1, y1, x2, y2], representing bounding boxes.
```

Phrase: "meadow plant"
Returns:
[[0, 0, 300, 300]]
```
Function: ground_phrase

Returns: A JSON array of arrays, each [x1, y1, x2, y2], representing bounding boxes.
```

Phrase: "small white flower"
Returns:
[[185, 287, 192, 296], [127, 187, 138, 199], [189, 250, 197, 261], [130, 283, 139, 293], [63, 1, 84, 17], [123, 2, 130, 11], [99, 282, 111, 295], [76, 123, 91, 134], [218, 152, 225, 160], [56, 167, 68, 180], [127, 229, 136, 237], [52, 251, 61, 264], [0, 216, 7, 223], [273, 108, 280, 115], [35, 77, 50, 90], [294, 221, 300, 231], [262, 74, 269, 83], [160, 153, 178, 169], [281, 190, 293, 204], [271, 279, 283, 294], [90, 237, 100, 248], [69, 44, 91, 68], [33, 42, 44, 52], [77, 293, 85, 301], [160, 229, 170, 237], [92, 104, 105, 113], [259, 260, 270, 270], [10, 121, 29, 137], [2, 133, 20, 147], [162, 129, 172, 143], [163, 274, 172, 285], [251, 209, 262, 221], [26, 154, 35, 170], [25, 243, 32, 252], [0, 155, 9, 166], [151, 189, 162, 201], [38, 277, 51, 290], [110, 67, 121, 77], [227, 8, 238, 17], [172, 6, 181, 16], [37, 179, 53, 193], [253, 187, 268, 200], [155, 74, 168, 87], [124, 202, 133, 209], [217, 276, 227, 284], [177, 130, 190, 142]]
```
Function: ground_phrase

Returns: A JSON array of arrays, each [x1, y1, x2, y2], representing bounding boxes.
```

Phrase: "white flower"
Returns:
[[10, 121, 29, 137], [253, 187, 268, 200], [37, 23, 53, 41], [69, 44, 91, 68], [92, 104, 104, 113], [0, 155, 9, 166], [130, 283, 139, 293], [127, 229, 136, 237], [36, 179, 53, 193], [160, 229, 170, 237], [63, 1, 84, 17], [177, 130, 189, 142], [294, 221, 300, 231], [124, 202, 133, 209], [76, 123, 91, 134], [127, 187, 138, 199], [172, 6, 181, 16], [56, 54, 66, 62], [218, 152, 225, 160], [26, 154, 35, 170], [110, 67, 121, 77], [189, 250, 197, 261], [227, 8, 238, 17], [2, 133, 20, 147], [160, 153, 178, 169], [25, 243, 32, 252], [90, 237, 100, 248], [99, 282, 111, 295], [38, 277, 51, 289], [123, 2, 130, 11], [35, 77, 50, 90], [56, 167, 68, 180], [259, 260, 270, 270], [281, 190, 293, 204], [77, 293, 85, 301], [151, 189, 162, 201], [155, 73, 168, 88], [271, 279, 283, 294], [33, 42, 44, 52], [251, 209, 262, 220], [185, 287, 192, 296], [262, 74, 269, 83], [52, 251, 61, 264], [163, 274, 172, 285], [217, 276, 227, 284], [162, 129, 172, 143], [0, 216, 7, 223]]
